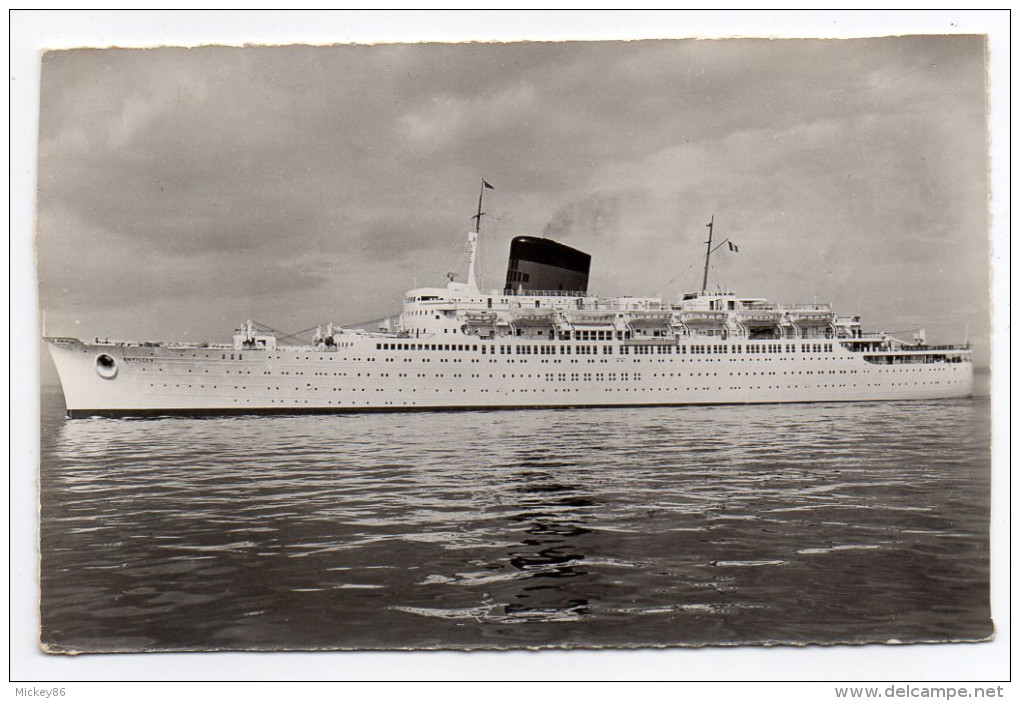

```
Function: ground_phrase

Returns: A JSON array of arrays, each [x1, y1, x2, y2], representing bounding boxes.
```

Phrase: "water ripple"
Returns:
[[39, 389, 991, 651]]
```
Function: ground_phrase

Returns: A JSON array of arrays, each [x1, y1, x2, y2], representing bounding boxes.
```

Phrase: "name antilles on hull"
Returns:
[[45, 182, 972, 417]]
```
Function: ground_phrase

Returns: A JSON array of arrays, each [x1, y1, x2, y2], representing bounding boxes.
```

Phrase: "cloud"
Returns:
[[37, 37, 990, 365]]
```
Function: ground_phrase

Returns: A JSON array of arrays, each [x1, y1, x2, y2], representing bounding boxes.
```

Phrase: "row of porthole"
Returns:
[[104, 355, 963, 390], [145, 380, 951, 395]]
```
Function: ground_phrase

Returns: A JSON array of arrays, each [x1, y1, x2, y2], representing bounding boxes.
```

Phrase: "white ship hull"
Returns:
[[46, 335, 974, 418]]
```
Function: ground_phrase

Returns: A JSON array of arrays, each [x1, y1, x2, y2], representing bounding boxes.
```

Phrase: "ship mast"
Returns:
[[701, 215, 714, 295], [472, 179, 487, 235], [466, 179, 493, 293]]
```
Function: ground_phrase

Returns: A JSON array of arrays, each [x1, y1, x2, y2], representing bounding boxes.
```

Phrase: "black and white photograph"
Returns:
[[13, 10, 1007, 686]]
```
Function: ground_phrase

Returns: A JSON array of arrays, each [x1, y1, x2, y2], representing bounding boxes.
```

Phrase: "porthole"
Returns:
[[95, 353, 118, 379]]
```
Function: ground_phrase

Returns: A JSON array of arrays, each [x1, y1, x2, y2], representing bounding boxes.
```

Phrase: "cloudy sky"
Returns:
[[37, 36, 990, 364]]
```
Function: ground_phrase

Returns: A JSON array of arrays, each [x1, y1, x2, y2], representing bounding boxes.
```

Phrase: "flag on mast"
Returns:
[[483, 180, 495, 190], [728, 241, 739, 253]]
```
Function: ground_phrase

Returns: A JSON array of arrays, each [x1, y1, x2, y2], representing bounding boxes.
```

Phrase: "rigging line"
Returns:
[[256, 316, 397, 341], [250, 322, 340, 346], [282, 325, 319, 337], [711, 259, 726, 293], [709, 238, 733, 256], [652, 236, 738, 297], [337, 315, 393, 329], [251, 322, 317, 337], [652, 259, 701, 298], [255, 327, 319, 345]]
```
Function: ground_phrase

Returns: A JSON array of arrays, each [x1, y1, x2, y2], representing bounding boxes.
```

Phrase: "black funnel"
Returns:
[[504, 236, 591, 294]]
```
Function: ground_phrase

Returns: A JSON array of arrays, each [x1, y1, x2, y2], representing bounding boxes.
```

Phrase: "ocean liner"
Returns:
[[45, 187, 972, 418]]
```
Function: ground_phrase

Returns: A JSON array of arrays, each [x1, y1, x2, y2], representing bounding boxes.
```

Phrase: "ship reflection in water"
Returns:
[[39, 383, 992, 652], [504, 472, 595, 621]]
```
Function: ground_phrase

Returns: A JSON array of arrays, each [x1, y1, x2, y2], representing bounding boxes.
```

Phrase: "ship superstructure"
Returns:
[[45, 187, 972, 417]]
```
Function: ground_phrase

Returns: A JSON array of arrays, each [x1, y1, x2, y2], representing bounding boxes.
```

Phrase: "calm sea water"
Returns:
[[39, 379, 992, 652]]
